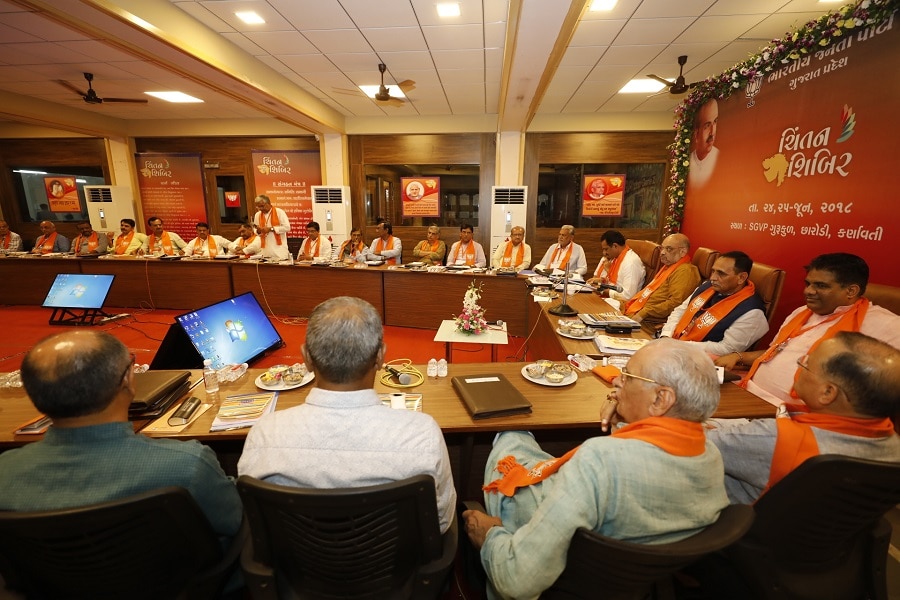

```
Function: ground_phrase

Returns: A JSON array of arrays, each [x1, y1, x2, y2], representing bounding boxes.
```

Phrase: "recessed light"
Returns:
[[618, 79, 666, 94], [589, 0, 617, 11], [437, 3, 461, 18], [145, 91, 204, 103], [358, 85, 406, 99], [235, 11, 265, 25]]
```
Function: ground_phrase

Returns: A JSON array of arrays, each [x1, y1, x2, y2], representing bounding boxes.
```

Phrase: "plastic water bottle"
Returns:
[[203, 359, 219, 393], [427, 358, 438, 380], [437, 358, 448, 378]]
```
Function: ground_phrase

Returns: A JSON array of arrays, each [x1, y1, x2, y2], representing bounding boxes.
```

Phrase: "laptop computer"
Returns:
[[129, 370, 192, 418]]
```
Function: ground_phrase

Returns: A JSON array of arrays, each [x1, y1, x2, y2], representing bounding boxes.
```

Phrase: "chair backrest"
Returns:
[[748, 261, 785, 322], [542, 504, 754, 599], [691, 247, 720, 281], [0, 486, 226, 600], [726, 455, 900, 600], [237, 474, 453, 599], [865, 282, 900, 316], [626, 239, 660, 285]]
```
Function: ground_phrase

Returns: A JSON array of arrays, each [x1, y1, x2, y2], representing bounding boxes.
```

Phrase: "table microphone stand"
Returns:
[[549, 262, 578, 316]]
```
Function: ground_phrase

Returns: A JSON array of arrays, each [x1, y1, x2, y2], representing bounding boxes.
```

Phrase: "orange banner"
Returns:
[[251, 150, 321, 235], [582, 174, 625, 217], [136, 153, 208, 241], [401, 177, 440, 217]]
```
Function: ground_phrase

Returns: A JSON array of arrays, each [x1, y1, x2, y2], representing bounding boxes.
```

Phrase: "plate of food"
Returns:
[[556, 319, 595, 339], [255, 364, 315, 391], [521, 362, 577, 387], [556, 327, 596, 340]]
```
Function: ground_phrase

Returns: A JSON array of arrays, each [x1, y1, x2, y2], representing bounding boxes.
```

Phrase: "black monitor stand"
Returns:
[[48, 307, 115, 326]]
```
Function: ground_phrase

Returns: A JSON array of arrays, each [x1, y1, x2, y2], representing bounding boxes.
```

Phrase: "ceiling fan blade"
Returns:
[[56, 80, 87, 97], [376, 97, 404, 107], [646, 74, 674, 87], [102, 97, 149, 104], [397, 79, 416, 94]]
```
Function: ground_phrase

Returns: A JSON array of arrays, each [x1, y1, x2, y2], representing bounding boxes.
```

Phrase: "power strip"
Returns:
[[99, 313, 130, 324]]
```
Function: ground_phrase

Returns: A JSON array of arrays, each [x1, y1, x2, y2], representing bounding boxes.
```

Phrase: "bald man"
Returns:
[[31, 221, 70, 254]]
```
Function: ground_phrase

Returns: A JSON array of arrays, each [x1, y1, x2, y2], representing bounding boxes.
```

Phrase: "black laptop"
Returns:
[[129, 370, 192, 419]]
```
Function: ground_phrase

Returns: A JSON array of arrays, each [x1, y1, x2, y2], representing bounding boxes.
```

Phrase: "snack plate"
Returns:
[[520, 365, 577, 387], [255, 371, 314, 391], [555, 327, 596, 340]]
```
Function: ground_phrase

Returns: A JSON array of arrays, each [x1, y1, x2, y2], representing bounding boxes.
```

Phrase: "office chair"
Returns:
[[237, 474, 458, 600], [725, 454, 900, 600], [690, 247, 720, 282], [0, 486, 245, 600], [747, 261, 785, 324]]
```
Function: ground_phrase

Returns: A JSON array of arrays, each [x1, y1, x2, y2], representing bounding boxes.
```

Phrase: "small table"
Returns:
[[433, 319, 508, 362]]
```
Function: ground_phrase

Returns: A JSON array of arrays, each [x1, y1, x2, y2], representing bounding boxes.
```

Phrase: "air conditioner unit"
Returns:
[[311, 186, 352, 254], [83, 185, 135, 233], [489, 186, 527, 257]]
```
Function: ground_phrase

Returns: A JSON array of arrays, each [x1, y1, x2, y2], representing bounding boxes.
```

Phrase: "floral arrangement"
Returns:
[[664, 0, 896, 233], [455, 279, 488, 334]]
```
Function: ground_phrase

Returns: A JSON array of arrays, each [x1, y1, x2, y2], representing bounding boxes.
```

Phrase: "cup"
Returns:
[[390, 393, 406, 409]]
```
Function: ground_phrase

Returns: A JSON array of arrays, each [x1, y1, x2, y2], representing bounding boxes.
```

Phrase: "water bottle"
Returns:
[[203, 358, 219, 393], [437, 358, 448, 378], [427, 358, 438, 380]]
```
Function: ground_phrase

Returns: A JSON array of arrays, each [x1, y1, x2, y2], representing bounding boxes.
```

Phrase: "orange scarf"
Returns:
[[114, 231, 135, 255], [500, 241, 524, 268], [451, 242, 476, 265], [301, 237, 320, 257], [484, 417, 705, 497], [673, 281, 757, 342], [73, 232, 100, 253], [375, 235, 398, 265], [625, 256, 691, 316], [741, 298, 869, 385], [192, 236, 218, 257], [764, 403, 895, 496], [0, 233, 11, 249], [236, 234, 258, 251], [256, 208, 282, 248], [549, 243, 573, 270], [340, 239, 365, 259], [35, 232, 58, 254], [594, 245, 630, 280], [148, 231, 175, 255]]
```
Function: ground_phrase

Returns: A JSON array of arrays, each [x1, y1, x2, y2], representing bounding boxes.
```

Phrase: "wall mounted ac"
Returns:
[[311, 186, 352, 254], [489, 186, 527, 256], [83, 185, 136, 234]]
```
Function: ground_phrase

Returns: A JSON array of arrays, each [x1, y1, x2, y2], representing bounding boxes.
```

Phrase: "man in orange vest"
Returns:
[[253, 194, 291, 262], [361, 221, 401, 265], [0, 220, 23, 252], [412, 225, 446, 265], [31, 221, 70, 254], [491, 226, 531, 272], [228, 222, 262, 258], [707, 331, 900, 504], [447, 224, 486, 267], [71, 221, 108, 255], [140, 216, 186, 256], [587, 230, 644, 302]]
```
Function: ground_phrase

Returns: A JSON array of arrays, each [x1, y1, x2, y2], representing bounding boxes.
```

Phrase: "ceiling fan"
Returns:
[[646, 56, 699, 95], [56, 72, 149, 105], [332, 63, 415, 107]]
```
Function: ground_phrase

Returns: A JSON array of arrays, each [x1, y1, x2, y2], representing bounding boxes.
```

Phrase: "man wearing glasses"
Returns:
[[706, 331, 900, 504], [0, 331, 243, 541], [411, 225, 446, 265], [624, 233, 700, 336], [462, 339, 727, 599]]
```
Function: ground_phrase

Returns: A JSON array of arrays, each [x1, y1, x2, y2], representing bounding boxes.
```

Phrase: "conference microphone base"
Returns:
[[549, 303, 578, 317]]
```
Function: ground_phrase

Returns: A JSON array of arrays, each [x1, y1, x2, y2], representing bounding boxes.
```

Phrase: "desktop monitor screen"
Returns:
[[42, 273, 115, 309], [174, 292, 284, 369]]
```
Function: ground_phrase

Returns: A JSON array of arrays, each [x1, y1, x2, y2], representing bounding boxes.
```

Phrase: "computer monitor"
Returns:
[[42, 273, 115, 309], [150, 292, 284, 370]]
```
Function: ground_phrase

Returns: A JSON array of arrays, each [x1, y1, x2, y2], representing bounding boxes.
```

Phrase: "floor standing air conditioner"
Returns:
[[311, 186, 352, 256], [489, 186, 527, 257], [84, 185, 136, 235]]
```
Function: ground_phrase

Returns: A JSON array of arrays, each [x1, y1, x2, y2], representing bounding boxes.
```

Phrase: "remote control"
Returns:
[[167, 396, 202, 426]]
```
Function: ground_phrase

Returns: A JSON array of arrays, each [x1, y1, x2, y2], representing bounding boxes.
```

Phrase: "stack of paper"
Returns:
[[594, 335, 649, 355], [210, 392, 277, 431]]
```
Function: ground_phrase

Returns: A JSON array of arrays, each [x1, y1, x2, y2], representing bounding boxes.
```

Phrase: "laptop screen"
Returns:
[[174, 292, 284, 369], [42, 273, 115, 309]]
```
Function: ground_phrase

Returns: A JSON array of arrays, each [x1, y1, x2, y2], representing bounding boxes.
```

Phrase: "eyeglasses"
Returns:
[[660, 246, 687, 253], [620, 367, 660, 386], [796, 354, 846, 396], [120, 353, 136, 383]]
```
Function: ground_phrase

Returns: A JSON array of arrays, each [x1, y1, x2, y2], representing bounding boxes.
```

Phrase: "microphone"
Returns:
[[384, 365, 413, 385], [596, 282, 624, 293]]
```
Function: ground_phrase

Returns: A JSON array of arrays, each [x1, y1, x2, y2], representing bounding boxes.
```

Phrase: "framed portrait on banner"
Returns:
[[401, 177, 440, 217], [582, 174, 626, 217]]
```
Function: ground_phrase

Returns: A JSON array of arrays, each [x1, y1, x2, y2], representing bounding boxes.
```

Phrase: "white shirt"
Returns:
[[297, 236, 333, 261], [253, 207, 291, 261], [447, 240, 486, 267], [688, 146, 719, 189], [183, 235, 229, 257], [491, 241, 532, 271], [228, 235, 262, 257], [661, 288, 769, 357], [360, 236, 402, 262], [537, 242, 587, 276], [592, 247, 644, 301]]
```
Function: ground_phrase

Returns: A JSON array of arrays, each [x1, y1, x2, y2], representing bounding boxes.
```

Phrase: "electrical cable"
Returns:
[[378, 358, 425, 389]]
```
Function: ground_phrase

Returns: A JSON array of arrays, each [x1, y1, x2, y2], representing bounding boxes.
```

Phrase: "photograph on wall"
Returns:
[[401, 176, 440, 217], [581, 174, 626, 217], [251, 150, 321, 236], [135, 153, 208, 242], [43, 177, 80, 212]]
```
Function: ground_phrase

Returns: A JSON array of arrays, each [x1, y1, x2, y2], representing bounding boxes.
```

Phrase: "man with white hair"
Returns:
[[535, 225, 587, 276]]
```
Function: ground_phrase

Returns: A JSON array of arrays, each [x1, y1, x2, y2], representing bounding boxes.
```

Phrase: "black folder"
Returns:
[[451, 373, 532, 419]]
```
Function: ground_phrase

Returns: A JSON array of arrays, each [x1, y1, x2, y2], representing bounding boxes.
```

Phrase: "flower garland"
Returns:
[[454, 279, 488, 334], [665, 0, 897, 233]]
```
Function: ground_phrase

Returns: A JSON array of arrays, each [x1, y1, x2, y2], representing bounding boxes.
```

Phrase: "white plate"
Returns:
[[520, 365, 578, 387], [255, 371, 315, 391], [555, 327, 596, 340], [405, 261, 425, 268], [365, 260, 385, 266]]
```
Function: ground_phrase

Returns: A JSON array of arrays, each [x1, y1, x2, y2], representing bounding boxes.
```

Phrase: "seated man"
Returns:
[[140, 216, 186, 256], [723, 253, 900, 404], [253, 194, 291, 261], [0, 331, 242, 540], [31, 220, 70, 254], [586, 230, 644, 302], [107, 219, 146, 255], [624, 233, 700, 336], [360, 221, 402, 265], [0, 220, 23, 252], [661, 251, 768, 358], [412, 225, 447, 265], [296, 221, 332, 261], [707, 331, 900, 504], [238, 297, 456, 533], [336, 228, 366, 263], [183, 222, 229, 258], [71, 220, 109, 255], [491, 226, 531, 272], [228, 221, 262, 258], [463, 339, 727, 599], [535, 225, 587, 276], [447, 224, 486, 267]]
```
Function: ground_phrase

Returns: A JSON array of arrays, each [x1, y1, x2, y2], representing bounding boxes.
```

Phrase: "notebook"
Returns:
[[451, 373, 532, 419], [129, 370, 192, 417]]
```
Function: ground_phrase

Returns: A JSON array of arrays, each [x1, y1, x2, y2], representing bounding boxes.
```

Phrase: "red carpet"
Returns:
[[0, 305, 524, 373]]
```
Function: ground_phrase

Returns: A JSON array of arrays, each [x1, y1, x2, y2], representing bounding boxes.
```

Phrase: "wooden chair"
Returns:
[[237, 474, 457, 600], [747, 261, 785, 323], [725, 455, 900, 600], [691, 247, 719, 282], [0, 486, 245, 600], [626, 239, 660, 285], [865, 282, 900, 316]]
